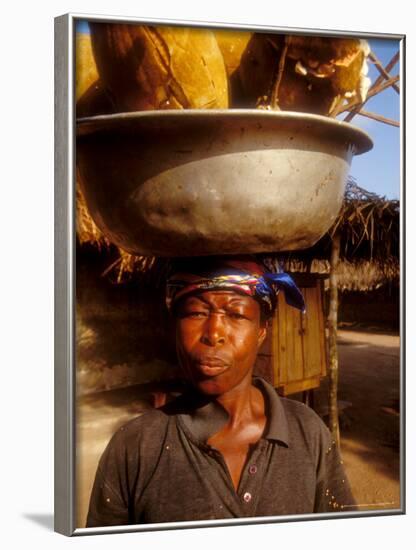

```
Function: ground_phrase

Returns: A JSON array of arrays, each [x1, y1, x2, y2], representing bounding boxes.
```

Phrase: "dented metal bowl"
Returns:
[[76, 109, 373, 257]]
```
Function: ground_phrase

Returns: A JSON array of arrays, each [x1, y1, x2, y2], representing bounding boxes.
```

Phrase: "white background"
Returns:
[[0, 1, 413, 548]]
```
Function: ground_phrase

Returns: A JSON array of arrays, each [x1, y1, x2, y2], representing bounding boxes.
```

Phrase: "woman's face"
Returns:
[[175, 290, 267, 397]]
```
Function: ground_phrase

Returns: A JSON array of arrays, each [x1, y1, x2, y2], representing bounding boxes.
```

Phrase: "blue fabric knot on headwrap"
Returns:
[[255, 271, 306, 314], [165, 257, 306, 318]]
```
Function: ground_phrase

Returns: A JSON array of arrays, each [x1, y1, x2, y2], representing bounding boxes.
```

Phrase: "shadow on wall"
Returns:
[[338, 286, 400, 331], [76, 245, 180, 396]]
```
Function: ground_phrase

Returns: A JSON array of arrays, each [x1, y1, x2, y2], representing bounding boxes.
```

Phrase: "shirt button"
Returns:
[[249, 465, 257, 475], [243, 492, 252, 503]]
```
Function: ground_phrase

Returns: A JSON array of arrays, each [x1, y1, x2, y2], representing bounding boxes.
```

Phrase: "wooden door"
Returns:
[[269, 274, 328, 395]]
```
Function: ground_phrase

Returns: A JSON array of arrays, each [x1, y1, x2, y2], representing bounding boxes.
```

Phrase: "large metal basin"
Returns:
[[76, 110, 372, 257]]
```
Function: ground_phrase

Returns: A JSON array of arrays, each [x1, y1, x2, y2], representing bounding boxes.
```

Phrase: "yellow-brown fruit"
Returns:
[[234, 33, 370, 114], [75, 33, 99, 101], [286, 36, 370, 102], [89, 23, 229, 111], [232, 33, 284, 108], [213, 29, 252, 76], [76, 79, 115, 118], [277, 59, 335, 114]]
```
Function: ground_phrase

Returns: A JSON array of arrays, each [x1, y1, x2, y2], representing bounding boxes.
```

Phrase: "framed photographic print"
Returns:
[[54, 12, 404, 536]]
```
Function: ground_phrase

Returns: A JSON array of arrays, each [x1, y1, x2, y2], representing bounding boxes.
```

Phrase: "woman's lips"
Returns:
[[195, 359, 230, 377]]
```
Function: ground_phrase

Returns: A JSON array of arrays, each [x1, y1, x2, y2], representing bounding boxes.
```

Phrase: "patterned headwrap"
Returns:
[[165, 256, 305, 319]]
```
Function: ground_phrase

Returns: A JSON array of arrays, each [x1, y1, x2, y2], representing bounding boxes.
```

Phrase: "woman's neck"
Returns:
[[215, 377, 265, 430]]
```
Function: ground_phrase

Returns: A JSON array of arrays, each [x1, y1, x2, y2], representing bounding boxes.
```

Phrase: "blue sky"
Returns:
[[76, 21, 401, 200]]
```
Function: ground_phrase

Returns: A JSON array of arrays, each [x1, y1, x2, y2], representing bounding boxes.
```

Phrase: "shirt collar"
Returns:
[[171, 377, 289, 447]]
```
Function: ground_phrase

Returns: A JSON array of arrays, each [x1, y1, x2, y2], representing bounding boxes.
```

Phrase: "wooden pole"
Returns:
[[343, 75, 400, 122], [353, 109, 400, 128], [328, 231, 341, 446], [369, 51, 400, 94], [370, 50, 400, 91], [332, 75, 399, 118], [270, 36, 289, 109]]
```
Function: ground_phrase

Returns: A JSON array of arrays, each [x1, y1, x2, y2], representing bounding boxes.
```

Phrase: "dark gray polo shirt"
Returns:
[[86, 377, 356, 527]]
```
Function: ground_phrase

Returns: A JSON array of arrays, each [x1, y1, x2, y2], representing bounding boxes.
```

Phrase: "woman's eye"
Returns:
[[186, 311, 207, 318], [229, 312, 246, 320]]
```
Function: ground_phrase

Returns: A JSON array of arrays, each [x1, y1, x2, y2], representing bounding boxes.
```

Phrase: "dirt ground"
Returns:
[[313, 329, 401, 512], [75, 328, 401, 528]]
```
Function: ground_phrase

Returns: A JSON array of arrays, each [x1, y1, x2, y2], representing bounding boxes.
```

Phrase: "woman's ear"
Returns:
[[257, 325, 267, 349]]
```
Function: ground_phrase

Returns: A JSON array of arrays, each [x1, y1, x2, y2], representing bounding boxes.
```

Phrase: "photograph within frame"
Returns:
[[54, 12, 404, 536]]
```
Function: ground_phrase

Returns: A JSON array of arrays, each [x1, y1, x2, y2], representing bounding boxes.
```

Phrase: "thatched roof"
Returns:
[[271, 178, 400, 290], [76, 176, 399, 291]]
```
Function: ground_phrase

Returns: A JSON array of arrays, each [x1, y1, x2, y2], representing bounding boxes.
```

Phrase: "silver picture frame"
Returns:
[[54, 12, 405, 536]]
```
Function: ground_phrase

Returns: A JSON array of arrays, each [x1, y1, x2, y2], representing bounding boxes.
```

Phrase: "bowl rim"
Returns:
[[76, 108, 373, 156]]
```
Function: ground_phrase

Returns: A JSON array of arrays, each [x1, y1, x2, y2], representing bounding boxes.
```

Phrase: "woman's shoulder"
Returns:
[[278, 395, 332, 442], [106, 406, 172, 453]]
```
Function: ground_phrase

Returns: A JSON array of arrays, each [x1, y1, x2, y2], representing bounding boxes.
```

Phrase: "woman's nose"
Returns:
[[200, 313, 226, 346]]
